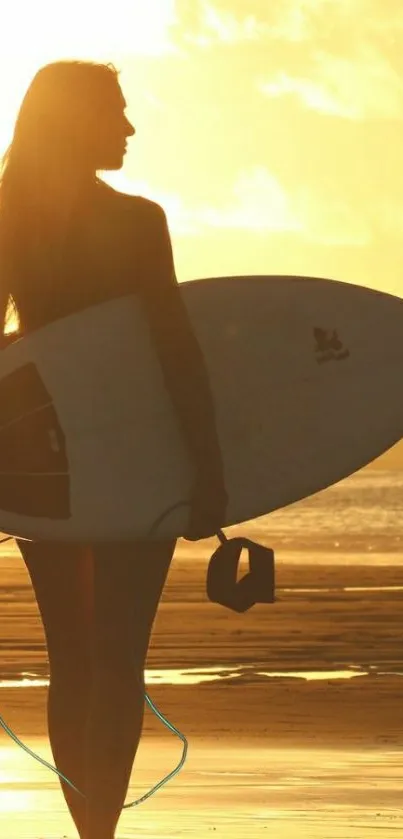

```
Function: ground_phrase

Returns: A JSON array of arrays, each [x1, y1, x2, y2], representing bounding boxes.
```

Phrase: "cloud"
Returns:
[[265, 0, 396, 45], [196, 168, 303, 231], [181, 1, 265, 48], [262, 72, 357, 119], [194, 167, 371, 245], [109, 165, 371, 246], [175, 3, 403, 120], [178, 0, 347, 47], [177, 0, 403, 53], [261, 45, 403, 120], [267, 0, 320, 43]]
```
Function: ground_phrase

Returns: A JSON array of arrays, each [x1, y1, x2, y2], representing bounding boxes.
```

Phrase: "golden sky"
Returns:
[[1, 0, 403, 297]]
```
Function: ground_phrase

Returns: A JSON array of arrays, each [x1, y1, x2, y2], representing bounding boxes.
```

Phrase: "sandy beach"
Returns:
[[0, 540, 402, 838]]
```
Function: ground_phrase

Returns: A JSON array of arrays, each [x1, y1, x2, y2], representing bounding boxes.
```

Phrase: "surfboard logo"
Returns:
[[313, 327, 350, 364]]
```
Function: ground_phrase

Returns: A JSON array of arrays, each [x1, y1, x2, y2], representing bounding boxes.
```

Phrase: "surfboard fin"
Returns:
[[206, 534, 275, 613]]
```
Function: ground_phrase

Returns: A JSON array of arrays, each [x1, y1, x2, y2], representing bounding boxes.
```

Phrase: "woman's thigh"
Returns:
[[90, 539, 176, 671], [17, 539, 94, 677], [17, 538, 176, 676]]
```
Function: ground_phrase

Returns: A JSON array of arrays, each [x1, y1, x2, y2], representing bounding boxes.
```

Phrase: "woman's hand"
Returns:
[[184, 467, 228, 541]]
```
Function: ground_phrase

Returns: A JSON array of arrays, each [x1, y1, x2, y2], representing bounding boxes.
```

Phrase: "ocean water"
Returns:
[[227, 469, 403, 555]]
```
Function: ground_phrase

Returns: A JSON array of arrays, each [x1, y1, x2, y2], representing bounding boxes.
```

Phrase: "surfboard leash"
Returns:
[[0, 505, 276, 810]]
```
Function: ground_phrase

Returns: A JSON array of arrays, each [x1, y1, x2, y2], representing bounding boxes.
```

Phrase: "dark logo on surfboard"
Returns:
[[313, 327, 350, 364]]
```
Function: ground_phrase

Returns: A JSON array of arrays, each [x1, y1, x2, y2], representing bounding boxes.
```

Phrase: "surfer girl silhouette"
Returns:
[[0, 61, 227, 839]]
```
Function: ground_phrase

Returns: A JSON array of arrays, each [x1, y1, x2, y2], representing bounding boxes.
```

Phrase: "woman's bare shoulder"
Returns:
[[97, 179, 164, 222]]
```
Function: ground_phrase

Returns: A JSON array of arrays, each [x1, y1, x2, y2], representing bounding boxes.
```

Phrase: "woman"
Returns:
[[0, 61, 227, 839]]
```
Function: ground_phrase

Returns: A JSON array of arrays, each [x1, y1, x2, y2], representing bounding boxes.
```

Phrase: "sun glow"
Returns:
[[0, 1, 177, 157]]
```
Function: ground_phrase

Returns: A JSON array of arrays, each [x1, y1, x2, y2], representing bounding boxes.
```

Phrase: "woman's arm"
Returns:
[[138, 203, 223, 477]]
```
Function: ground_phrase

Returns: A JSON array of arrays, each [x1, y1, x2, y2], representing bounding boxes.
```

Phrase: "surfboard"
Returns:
[[0, 274, 401, 542]]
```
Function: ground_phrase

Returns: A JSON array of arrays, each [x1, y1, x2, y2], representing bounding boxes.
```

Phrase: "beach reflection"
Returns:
[[0, 741, 402, 838]]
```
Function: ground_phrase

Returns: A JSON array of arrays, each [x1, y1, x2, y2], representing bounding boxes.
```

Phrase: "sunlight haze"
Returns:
[[0, 7, 403, 837], [1, 0, 403, 464]]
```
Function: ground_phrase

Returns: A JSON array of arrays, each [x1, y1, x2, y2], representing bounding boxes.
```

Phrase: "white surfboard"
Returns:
[[0, 274, 401, 542]]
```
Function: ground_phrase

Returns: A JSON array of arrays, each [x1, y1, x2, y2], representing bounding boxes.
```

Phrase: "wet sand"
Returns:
[[0, 544, 402, 837], [1, 737, 402, 838]]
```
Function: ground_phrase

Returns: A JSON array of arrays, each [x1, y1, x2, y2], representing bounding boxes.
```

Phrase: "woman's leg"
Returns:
[[84, 539, 175, 839], [17, 539, 94, 839]]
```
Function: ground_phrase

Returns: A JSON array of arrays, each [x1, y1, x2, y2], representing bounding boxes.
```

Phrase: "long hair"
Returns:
[[0, 59, 120, 335]]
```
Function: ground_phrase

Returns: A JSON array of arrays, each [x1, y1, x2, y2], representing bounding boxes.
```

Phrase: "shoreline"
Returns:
[[0, 673, 401, 749]]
